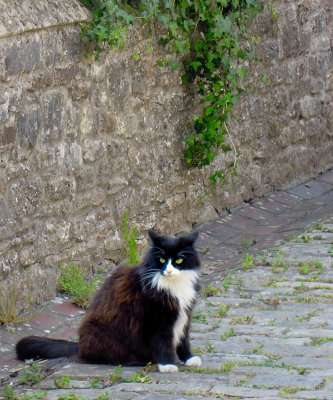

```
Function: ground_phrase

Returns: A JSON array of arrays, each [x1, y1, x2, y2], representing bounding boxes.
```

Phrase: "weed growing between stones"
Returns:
[[108, 365, 124, 385], [271, 251, 288, 274], [298, 260, 324, 276], [22, 390, 48, 399], [305, 337, 333, 346], [200, 284, 222, 298], [308, 222, 325, 232], [214, 304, 229, 318], [220, 270, 239, 291], [260, 294, 281, 306], [54, 375, 72, 389], [278, 385, 305, 397], [241, 253, 254, 270], [295, 309, 319, 322], [220, 327, 236, 341], [205, 342, 216, 353], [220, 361, 239, 374], [19, 362, 45, 387], [230, 315, 254, 325], [2, 384, 19, 400], [192, 310, 207, 323], [292, 234, 313, 243]]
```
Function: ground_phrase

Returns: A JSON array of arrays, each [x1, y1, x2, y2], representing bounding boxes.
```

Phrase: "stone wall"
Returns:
[[0, 0, 332, 313]]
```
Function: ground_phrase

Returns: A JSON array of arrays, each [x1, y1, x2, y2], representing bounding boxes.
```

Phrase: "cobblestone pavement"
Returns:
[[1, 169, 333, 399]]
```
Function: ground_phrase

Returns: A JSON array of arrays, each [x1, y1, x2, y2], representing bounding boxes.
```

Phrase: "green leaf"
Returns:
[[190, 61, 202, 71]]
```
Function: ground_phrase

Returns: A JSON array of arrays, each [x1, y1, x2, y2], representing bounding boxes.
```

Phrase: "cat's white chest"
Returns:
[[154, 270, 199, 347], [172, 299, 191, 348]]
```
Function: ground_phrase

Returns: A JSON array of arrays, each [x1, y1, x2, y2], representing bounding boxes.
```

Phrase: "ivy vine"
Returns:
[[80, 0, 263, 186]]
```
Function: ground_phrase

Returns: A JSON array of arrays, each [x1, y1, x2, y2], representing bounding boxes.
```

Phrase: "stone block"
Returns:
[[0, 126, 16, 147], [5, 40, 41, 77], [43, 93, 64, 140], [310, 77, 325, 94], [309, 54, 331, 75], [5, 44, 25, 76], [9, 178, 43, 217], [297, 3, 310, 24], [299, 95, 319, 119], [82, 139, 106, 162], [310, 35, 331, 53], [17, 109, 40, 147], [311, 10, 327, 33], [0, 258, 12, 280], [0, 97, 9, 123], [280, 24, 301, 59], [45, 176, 75, 202]]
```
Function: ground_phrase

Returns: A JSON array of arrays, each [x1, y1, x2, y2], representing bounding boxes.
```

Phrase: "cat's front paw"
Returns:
[[185, 356, 202, 367], [157, 364, 179, 373]]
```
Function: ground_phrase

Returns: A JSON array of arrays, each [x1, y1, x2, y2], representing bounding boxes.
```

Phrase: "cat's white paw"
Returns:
[[157, 364, 179, 373], [185, 356, 202, 367]]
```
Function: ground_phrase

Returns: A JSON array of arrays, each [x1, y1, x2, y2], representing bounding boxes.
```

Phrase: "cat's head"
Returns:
[[144, 230, 200, 281]]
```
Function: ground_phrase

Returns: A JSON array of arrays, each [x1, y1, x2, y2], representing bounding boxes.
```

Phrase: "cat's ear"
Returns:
[[148, 229, 161, 243], [186, 231, 199, 245]]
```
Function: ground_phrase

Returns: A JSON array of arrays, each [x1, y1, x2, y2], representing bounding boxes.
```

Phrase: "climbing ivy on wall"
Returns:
[[80, 0, 263, 186]]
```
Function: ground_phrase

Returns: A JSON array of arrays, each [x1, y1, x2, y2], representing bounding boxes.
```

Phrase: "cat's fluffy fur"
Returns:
[[16, 230, 202, 373]]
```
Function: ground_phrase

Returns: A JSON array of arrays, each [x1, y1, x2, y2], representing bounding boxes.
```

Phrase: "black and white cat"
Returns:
[[16, 230, 202, 373]]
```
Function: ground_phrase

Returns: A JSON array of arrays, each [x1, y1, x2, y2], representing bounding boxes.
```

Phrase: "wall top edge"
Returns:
[[0, 0, 90, 38]]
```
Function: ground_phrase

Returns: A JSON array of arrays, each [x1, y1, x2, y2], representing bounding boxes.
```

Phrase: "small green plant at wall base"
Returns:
[[0, 286, 19, 326], [121, 211, 140, 264], [79, 0, 263, 187], [57, 263, 98, 309]]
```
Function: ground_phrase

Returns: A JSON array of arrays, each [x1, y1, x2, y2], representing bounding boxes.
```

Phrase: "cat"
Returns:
[[16, 229, 202, 373]]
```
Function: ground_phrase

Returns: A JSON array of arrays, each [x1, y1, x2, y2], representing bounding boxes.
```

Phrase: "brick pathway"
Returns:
[[1, 169, 333, 399]]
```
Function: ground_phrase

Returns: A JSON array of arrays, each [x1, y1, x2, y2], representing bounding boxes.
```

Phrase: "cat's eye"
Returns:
[[175, 259, 183, 265], [159, 258, 166, 264]]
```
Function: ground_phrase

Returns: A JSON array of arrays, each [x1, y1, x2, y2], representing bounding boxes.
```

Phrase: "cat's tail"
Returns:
[[16, 336, 79, 361]]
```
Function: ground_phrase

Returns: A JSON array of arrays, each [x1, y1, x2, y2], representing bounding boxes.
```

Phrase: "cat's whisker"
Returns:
[[139, 271, 160, 285], [178, 250, 194, 257], [149, 252, 164, 257], [151, 246, 166, 255], [140, 269, 160, 277], [149, 251, 164, 257], [140, 274, 158, 282], [141, 274, 160, 291]]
